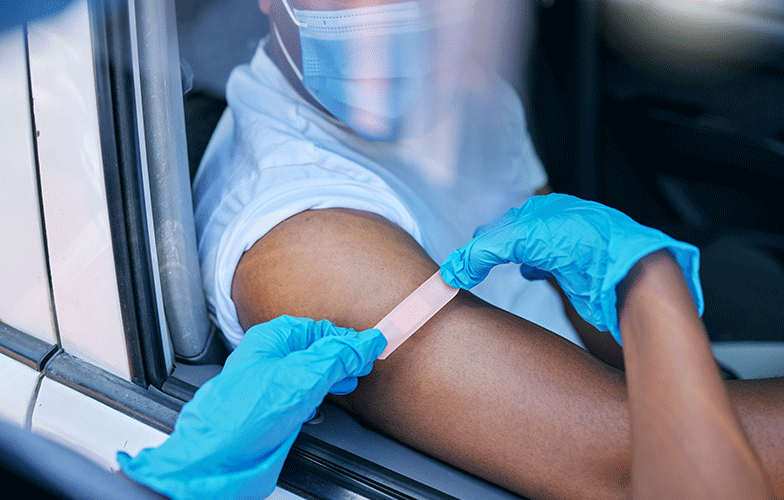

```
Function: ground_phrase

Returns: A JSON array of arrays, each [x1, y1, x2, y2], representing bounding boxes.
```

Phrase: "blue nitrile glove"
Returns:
[[439, 193, 704, 344], [117, 315, 386, 500]]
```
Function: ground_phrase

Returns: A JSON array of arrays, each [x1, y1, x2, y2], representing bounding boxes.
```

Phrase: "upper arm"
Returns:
[[230, 207, 630, 500], [231, 208, 437, 332]]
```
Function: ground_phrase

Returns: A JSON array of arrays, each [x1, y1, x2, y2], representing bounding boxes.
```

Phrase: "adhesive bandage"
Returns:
[[375, 271, 459, 359]]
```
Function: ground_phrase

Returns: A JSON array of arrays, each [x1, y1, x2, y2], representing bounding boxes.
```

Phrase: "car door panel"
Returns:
[[0, 27, 58, 345], [27, 0, 132, 380], [32, 376, 169, 471], [0, 353, 41, 427]]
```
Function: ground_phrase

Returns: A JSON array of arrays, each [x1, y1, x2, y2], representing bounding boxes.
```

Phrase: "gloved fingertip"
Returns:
[[116, 451, 143, 478], [438, 266, 461, 289], [116, 451, 132, 468], [328, 377, 359, 395], [324, 328, 386, 373], [359, 327, 387, 350], [371, 331, 388, 361], [439, 255, 477, 290]]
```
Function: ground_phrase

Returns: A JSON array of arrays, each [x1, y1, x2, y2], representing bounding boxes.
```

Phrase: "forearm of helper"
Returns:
[[618, 250, 773, 500]]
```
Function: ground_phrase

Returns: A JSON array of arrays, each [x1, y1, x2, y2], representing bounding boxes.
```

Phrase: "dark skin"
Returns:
[[618, 250, 773, 499], [231, 208, 784, 500], [232, 208, 631, 500]]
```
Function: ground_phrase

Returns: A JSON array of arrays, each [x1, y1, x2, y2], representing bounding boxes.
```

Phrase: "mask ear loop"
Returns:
[[271, 21, 352, 130], [279, 0, 308, 27], [274, 0, 307, 82], [272, 22, 305, 82]]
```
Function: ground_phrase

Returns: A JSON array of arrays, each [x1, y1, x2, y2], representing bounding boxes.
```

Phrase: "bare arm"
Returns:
[[231, 208, 784, 500], [552, 279, 626, 370], [618, 250, 773, 500], [232, 208, 631, 500], [535, 184, 625, 369]]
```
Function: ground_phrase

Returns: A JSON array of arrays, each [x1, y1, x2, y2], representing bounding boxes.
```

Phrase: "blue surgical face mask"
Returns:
[[274, 0, 458, 142]]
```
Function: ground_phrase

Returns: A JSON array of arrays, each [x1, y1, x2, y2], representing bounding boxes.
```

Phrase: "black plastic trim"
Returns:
[[88, 0, 169, 388], [174, 323, 229, 366], [281, 434, 460, 500], [0, 321, 58, 371], [577, 0, 600, 201], [44, 352, 181, 434], [160, 374, 199, 403]]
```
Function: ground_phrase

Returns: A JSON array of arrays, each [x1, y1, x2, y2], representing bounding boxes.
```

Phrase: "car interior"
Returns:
[[167, 0, 784, 496], [5, 1, 782, 499]]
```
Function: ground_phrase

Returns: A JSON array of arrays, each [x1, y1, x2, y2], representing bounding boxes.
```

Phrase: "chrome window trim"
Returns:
[[126, 0, 175, 372], [0, 321, 58, 372], [44, 351, 181, 434], [130, 0, 211, 363], [88, 0, 169, 386]]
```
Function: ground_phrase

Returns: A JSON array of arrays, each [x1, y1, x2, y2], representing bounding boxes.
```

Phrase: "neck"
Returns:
[[266, 23, 332, 115]]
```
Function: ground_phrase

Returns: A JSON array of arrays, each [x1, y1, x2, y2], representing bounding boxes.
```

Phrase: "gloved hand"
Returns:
[[439, 193, 703, 343], [117, 315, 386, 500]]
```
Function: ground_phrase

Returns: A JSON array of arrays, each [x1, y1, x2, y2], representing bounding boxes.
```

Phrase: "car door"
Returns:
[[0, 0, 175, 470]]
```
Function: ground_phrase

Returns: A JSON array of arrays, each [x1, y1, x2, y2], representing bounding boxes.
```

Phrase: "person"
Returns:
[[119, 194, 780, 499], [189, 1, 784, 499], [192, 0, 597, 357]]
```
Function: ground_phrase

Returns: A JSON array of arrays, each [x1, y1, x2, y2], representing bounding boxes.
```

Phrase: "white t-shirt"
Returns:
[[193, 38, 582, 349]]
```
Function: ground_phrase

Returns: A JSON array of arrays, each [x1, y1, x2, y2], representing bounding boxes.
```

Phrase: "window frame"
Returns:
[[89, 0, 171, 387]]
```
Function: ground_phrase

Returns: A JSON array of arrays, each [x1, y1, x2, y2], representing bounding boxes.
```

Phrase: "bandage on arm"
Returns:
[[375, 271, 459, 359]]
